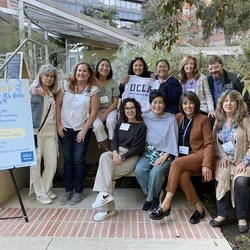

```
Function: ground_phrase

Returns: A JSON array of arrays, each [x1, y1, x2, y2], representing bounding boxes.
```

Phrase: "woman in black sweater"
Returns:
[[92, 98, 147, 221]]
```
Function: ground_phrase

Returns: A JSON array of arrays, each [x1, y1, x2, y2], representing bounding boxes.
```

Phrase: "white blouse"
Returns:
[[61, 82, 99, 131]]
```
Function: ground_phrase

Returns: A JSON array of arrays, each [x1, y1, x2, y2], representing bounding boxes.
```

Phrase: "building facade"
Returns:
[[52, 0, 145, 36]]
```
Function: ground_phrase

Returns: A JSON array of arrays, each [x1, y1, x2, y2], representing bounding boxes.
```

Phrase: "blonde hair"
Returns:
[[214, 90, 248, 133], [179, 55, 200, 84], [34, 64, 59, 94]]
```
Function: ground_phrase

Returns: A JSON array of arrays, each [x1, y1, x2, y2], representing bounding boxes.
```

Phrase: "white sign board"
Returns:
[[0, 79, 36, 170]]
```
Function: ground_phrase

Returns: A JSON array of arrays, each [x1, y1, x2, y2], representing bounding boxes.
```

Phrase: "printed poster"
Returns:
[[0, 79, 36, 170]]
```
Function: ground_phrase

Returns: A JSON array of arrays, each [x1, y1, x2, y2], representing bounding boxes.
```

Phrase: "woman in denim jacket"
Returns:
[[29, 64, 59, 205]]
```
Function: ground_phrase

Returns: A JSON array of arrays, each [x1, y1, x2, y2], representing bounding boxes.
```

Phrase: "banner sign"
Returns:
[[0, 79, 36, 170]]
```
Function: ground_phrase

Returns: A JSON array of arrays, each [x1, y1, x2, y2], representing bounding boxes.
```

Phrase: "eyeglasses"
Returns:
[[208, 65, 221, 71], [125, 107, 136, 111]]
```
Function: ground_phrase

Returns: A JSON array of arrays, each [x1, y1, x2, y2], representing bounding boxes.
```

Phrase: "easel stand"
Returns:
[[0, 168, 29, 222]]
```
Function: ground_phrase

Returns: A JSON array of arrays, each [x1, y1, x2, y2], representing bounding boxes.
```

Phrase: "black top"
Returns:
[[111, 121, 147, 160], [178, 116, 193, 150], [158, 75, 182, 114]]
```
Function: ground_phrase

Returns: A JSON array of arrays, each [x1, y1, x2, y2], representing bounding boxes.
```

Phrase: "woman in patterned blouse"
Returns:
[[210, 90, 250, 233]]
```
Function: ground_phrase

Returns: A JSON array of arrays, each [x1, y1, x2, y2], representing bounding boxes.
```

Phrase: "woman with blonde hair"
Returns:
[[210, 90, 250, 233], [29, 64, 59, 204], [56, 62, 100, 205], [179, 55, 216, 118]]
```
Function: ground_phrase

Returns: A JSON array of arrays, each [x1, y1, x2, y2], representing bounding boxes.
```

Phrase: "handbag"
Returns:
[[34, 104, 52, 148]]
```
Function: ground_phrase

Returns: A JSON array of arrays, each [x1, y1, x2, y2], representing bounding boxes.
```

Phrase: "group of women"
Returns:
[[29, 55, 250, 233]]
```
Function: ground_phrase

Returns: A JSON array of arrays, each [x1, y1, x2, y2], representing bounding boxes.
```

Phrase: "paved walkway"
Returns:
[[0, 188, 232, 250]]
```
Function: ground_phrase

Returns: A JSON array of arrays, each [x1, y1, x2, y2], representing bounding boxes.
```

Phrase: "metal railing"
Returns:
[[0, 38, 43, 77]]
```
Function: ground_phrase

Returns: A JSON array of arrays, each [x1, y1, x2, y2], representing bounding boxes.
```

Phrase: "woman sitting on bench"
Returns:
[[92, 98, 147, 221], [135, 90, 178, 212], [209, 90, 250, 233], [150, 91, 214, 224]]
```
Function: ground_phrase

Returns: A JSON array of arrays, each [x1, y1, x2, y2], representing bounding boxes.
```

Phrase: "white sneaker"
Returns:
[[94, 210, 116, 222], [92, 192, 114, 208], [47, 190, 57, 200], [36, 194, 52, 205]]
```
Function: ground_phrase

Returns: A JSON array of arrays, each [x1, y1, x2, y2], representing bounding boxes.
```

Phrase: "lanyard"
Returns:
[[182, 117, 193, 146]]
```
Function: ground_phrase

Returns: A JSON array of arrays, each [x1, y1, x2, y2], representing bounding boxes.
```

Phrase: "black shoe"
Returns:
[[238, 224, 249, 233], [190, 208, 205, 224], [152, 197, 159, 210], [149, 207, 171, 220], [209, 219, 224, 228], [142, 200, 153, 212]]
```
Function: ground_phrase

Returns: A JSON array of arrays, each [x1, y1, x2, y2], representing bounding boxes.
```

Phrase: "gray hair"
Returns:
[[34, 64, 59, 94]]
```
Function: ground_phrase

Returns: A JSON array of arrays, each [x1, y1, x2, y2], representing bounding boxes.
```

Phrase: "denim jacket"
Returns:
[[30, 93, 44, 129]]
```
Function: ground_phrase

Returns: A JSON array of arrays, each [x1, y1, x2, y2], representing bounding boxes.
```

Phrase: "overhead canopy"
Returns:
[[10, 0, 139, 48]]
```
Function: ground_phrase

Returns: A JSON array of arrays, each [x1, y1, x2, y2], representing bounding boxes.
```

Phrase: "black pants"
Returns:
[[216, 177, 250, 220]]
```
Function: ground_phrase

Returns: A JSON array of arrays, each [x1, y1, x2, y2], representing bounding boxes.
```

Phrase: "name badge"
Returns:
[[120, 123, 130, 131], [179, 146, 189, 155], [100, 96, 109, 104], [222, 141, 234, 152]]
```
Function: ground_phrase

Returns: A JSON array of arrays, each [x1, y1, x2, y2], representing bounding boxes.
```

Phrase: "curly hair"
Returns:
[[119, 98, 143, 123], [95, 58, 113, 80], [68, 62, 95, 92], [179, 55, 200, 84], [127, 57, 149, 77], [214, 90, 248, 133]]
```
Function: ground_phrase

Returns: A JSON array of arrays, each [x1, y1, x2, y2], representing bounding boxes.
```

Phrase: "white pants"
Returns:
[[29, 123, 58, 197], [93, 147, 139, 211], [92, 109, 117, 141]]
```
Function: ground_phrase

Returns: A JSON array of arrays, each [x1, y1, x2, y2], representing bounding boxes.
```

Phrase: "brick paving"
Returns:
[[0, 207, 224, 240]]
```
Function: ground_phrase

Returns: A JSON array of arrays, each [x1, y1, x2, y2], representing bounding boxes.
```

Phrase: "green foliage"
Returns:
[[201, 0, 250, 45], [154, 0, 249, 50], [82, 3, 118, 27], [0, 21, 20, 53]]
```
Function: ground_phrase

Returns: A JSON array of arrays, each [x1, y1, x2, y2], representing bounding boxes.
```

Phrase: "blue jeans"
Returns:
[[135, 155, 173, 201], [60, 128, 91, 193], [216, 176, 250, 220]]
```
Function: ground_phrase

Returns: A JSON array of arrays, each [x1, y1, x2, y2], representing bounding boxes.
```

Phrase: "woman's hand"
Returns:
[[76, 130, 86, 143], [57, 124, 67, 138], [113, 151, 122, 165], [235, 162, 246, 174], [208, 110, 217, 118], [218, 157, 228, 168], [154, 155, 166, 166], [121, 75, 130, 85], [150, 73, 156, 80], [202, 166, 213, 182], [101, 111, 108, 122]]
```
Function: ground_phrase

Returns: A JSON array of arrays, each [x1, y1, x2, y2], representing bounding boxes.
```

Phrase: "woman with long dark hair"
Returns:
[[92, 98, 147, 221], [93, 58, 119, 151]]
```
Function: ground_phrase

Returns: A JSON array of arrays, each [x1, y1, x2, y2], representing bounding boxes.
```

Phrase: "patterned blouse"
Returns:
[[218, 123, 250, 166], [143, 142, 165, 165]]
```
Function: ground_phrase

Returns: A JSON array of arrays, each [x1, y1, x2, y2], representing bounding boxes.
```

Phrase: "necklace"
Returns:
[[75, 84, 86, 94]]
